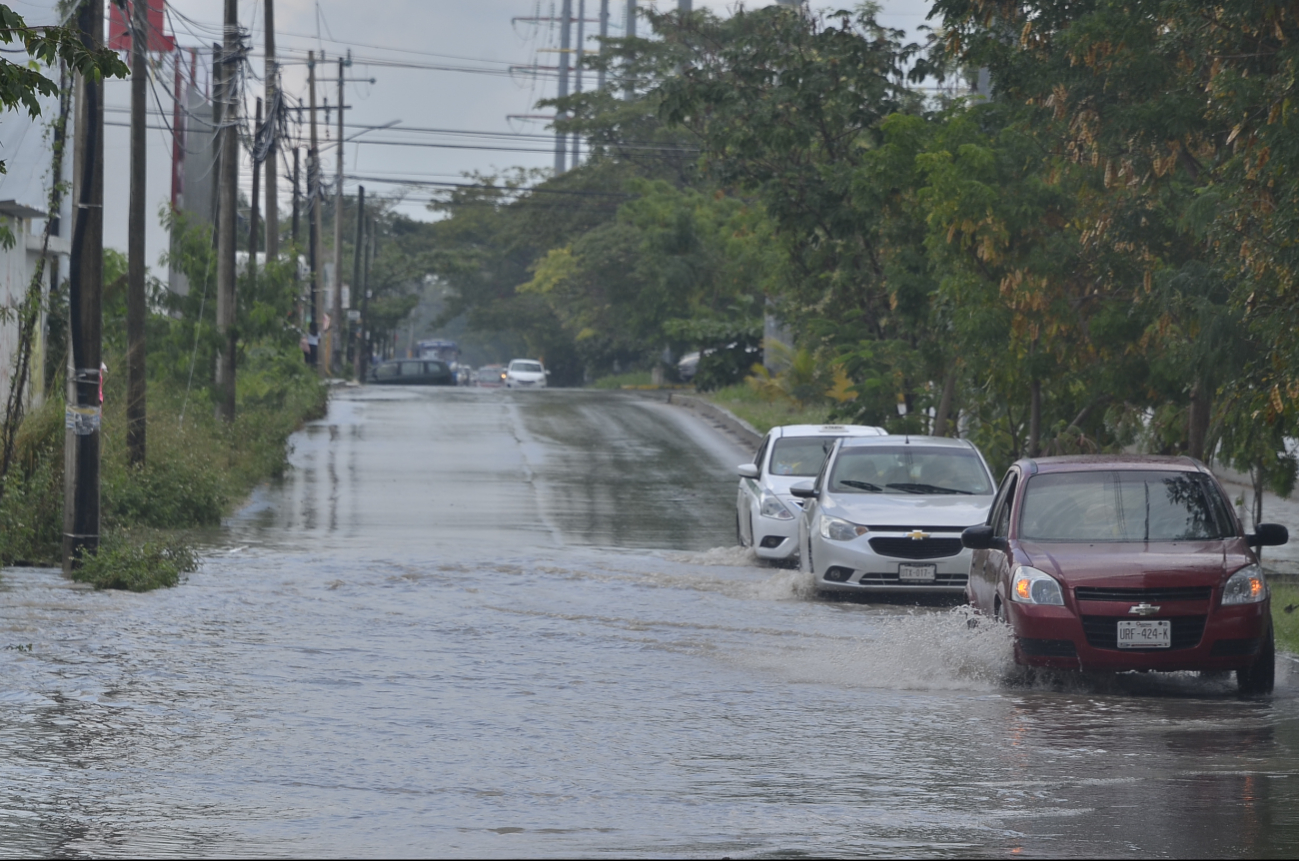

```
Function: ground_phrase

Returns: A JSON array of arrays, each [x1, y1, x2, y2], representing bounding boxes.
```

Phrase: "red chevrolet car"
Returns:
[[962, 456, 1287, 695]]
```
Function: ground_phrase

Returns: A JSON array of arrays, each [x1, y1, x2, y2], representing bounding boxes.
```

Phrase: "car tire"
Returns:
[[1237, 619, 1275, 697], [736, 512, 746, 548]]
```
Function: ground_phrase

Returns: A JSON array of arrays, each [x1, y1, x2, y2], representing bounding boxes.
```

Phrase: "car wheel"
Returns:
[[736, 512, 746, 548], [1237, 619, 1275, 697]]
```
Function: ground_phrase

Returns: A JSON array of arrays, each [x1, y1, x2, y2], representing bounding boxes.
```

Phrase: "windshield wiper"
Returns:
[[885, 482, 973, 495], [839, 480, 883, 492]]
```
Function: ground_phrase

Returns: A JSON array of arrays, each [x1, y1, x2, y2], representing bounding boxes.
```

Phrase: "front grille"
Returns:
[[857, 571, 968, 587], [868, 537, 964, 560], [1019, 638, 1078, 658], [1210, 638, 1262, 657], [1081, 615, 1207, 650], [1075, 586, 1212, 603]]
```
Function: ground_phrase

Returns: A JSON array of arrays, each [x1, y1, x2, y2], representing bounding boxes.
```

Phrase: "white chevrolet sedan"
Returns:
[[736, 424, 886, 561], [505, 359, 548, 389], [794, 435, 995, 594]]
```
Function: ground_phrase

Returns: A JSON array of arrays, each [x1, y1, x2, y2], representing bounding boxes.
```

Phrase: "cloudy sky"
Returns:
[[10, 0, 936, 264]]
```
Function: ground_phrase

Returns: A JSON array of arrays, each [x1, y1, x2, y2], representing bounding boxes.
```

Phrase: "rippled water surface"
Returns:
[[5, 389, 1299, 857]]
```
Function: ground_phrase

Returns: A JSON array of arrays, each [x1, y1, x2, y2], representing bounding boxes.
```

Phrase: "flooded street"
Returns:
[[5, 388, 1299, 857]]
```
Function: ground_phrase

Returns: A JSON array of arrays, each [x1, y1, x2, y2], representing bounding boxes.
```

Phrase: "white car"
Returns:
[[736, 424, 887, 561], [794, 435, 996, 594], [505, 359, 548, 389]]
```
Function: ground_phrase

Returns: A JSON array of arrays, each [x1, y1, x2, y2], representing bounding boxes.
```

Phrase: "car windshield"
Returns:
[[1019, 470, 1236, 542], [769, 437, 836, 477], [512, 362, 542, 373], [828, 447, 993, 495]]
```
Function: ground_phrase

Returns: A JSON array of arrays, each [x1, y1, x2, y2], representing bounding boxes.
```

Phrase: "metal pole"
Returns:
[[127, 0, 147, 466], [291, 146, 300, 245], [572, 0, 584, 168], [331, 56, 345, 375], [263, 0, 279, 261], [624, 0, 636, 99], [64, 0, 104, 571], [597, 0, 608, 91], [250, 97, 262, 284], [307, 51, 320, 369], [352, 185, 365, 382], [215, 0, 239, 422], [360, 212, 372, 377], [554, 0, 572, 174]]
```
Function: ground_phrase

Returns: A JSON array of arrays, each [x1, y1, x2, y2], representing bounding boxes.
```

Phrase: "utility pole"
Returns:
[[330, 55, 345, 376], [624, 0, 636, 99], [291, 146, 300, 245], [249, 97, 262, 286], [307, 51, 320, 369], [554, 0, 572, 174], [679, 0, 691, 12], [64, 0, 105, 571], [215, 0, 239, 422], [597, 0, 608, 91], [352, 185, 365, 382], [571, 0, 584, 169], [263, 0, 278, 261], [127, 0, 147, 467]]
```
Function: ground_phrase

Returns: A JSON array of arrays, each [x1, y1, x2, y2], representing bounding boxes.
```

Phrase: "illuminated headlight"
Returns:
[[1222, 564, 1268, 605], [1010, 565, 1064, 605], [819, 516, 868, 541], [759, 492, 795, 521]]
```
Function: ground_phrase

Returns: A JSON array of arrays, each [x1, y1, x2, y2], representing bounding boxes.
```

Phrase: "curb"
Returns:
[[665, 392, 764, 450]]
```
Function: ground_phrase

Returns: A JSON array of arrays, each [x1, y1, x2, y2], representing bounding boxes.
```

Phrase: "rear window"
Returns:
[[769, 437, 837, 477], [1019, 470, 1236, 542], [374, 363, 398, 379], [828, 446, 993, 495], [424, 361, 447, 374]]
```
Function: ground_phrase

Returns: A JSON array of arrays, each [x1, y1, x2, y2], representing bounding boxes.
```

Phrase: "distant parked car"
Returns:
[[368, 359, 455, 386], [962, 455, 1287, 695], [505, 359, 548, 389], [736, 424, 887, 561], [475, 365, 506, 388]]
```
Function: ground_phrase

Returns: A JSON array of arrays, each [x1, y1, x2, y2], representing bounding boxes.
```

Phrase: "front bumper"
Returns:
[[753, 515, 799, 559], [1009, 599, 1270, 671], [813, 532, 972, 594]]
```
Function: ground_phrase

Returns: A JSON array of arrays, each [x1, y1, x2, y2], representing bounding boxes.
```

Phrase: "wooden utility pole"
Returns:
[[329, 55, 345, 375], [249, 97, 262, 284], [351, 185, 365, 382], [307, 51, 320, 369], [127, 0, 147, 466], [215, 0, 239, 421], [263, 0, 278, 261], [64, 0, 105, 571]]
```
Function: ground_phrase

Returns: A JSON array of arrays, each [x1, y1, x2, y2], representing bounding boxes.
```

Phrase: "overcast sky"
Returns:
[[10, 0, 936, 265]]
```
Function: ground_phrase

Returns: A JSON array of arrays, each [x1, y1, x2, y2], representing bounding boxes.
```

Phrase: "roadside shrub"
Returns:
[[70, 531, 198, 592]]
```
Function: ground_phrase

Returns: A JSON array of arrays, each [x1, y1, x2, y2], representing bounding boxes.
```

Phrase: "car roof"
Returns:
[[771, 424, 887, 438], [1018, 454, 1208, 475], [838, 434, 976, 449]]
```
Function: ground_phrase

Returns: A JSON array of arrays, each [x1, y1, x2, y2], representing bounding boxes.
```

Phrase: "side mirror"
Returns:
[[737, 463, 759, 479], [962, 524, 1007, 551], [790, 481, 817, 500], [1248, 522, 1289, 547]]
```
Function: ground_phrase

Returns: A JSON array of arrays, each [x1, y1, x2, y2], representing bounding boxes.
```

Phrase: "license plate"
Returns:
[[1117, 619, 1171, 649], [898, 563, 936, 582]]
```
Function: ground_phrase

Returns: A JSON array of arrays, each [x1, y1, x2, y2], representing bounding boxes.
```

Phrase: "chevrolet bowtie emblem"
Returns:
[[906, 530, 930, 541], [1129, 603, 1161, 616]]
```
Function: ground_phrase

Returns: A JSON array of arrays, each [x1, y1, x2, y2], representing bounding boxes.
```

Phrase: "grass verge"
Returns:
[[700, 383, 834, 434], [1272, 581, 1299, 654]]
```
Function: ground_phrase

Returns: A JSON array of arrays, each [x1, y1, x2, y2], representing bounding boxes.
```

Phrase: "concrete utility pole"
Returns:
[[127, 0, 147, 466], [249, 97, 262, 286], [554, 0, 572, 174], [352, 185, 365, 382], [263, 0, 278, 261], [215, 0, 239, 422], [571, 0, 584, 169], [291, 146, 300, 246], [597, 0, 608, 91], [624, 0, 636, 99], [64, 0, 105, 571], [307, 51, 320, 369], [360, 212, 373, 374], [330, 55, 344, 375], [679, 0, 691, 11]]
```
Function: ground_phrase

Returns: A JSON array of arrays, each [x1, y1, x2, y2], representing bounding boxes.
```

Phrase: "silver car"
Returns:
[[736, 424, 886, 561], [794, 435, 996, 594]]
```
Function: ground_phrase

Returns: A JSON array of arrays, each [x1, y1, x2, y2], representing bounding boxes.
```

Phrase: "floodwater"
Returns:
[[4, 388, 1299, 858]]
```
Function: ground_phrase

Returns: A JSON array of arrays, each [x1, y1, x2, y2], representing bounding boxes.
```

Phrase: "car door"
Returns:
[[969, 469, 1017, 611], [986, 470, 1019, 615]]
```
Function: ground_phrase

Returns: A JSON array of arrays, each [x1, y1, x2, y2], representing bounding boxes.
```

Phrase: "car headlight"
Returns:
[[1222, 563, 1268, 605], [1010, 565, 1065, 605], [759, 492, 795, 521], [819, 515, 868, 541]]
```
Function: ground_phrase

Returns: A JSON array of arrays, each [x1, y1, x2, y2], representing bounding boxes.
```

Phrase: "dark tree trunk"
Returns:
[[933, 368, 957, 437], [1028, 378, 1042, 458], [1188, 379, 1211, 461]]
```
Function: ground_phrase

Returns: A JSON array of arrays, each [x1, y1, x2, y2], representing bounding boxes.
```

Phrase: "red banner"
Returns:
[[108, 0, 176, 53]]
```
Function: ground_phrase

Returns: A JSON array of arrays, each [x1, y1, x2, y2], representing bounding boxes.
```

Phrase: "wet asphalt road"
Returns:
[[4, 387, 1299, 857]]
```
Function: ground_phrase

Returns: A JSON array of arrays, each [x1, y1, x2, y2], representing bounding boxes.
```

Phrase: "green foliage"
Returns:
[[69, 531, 198, 592]]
